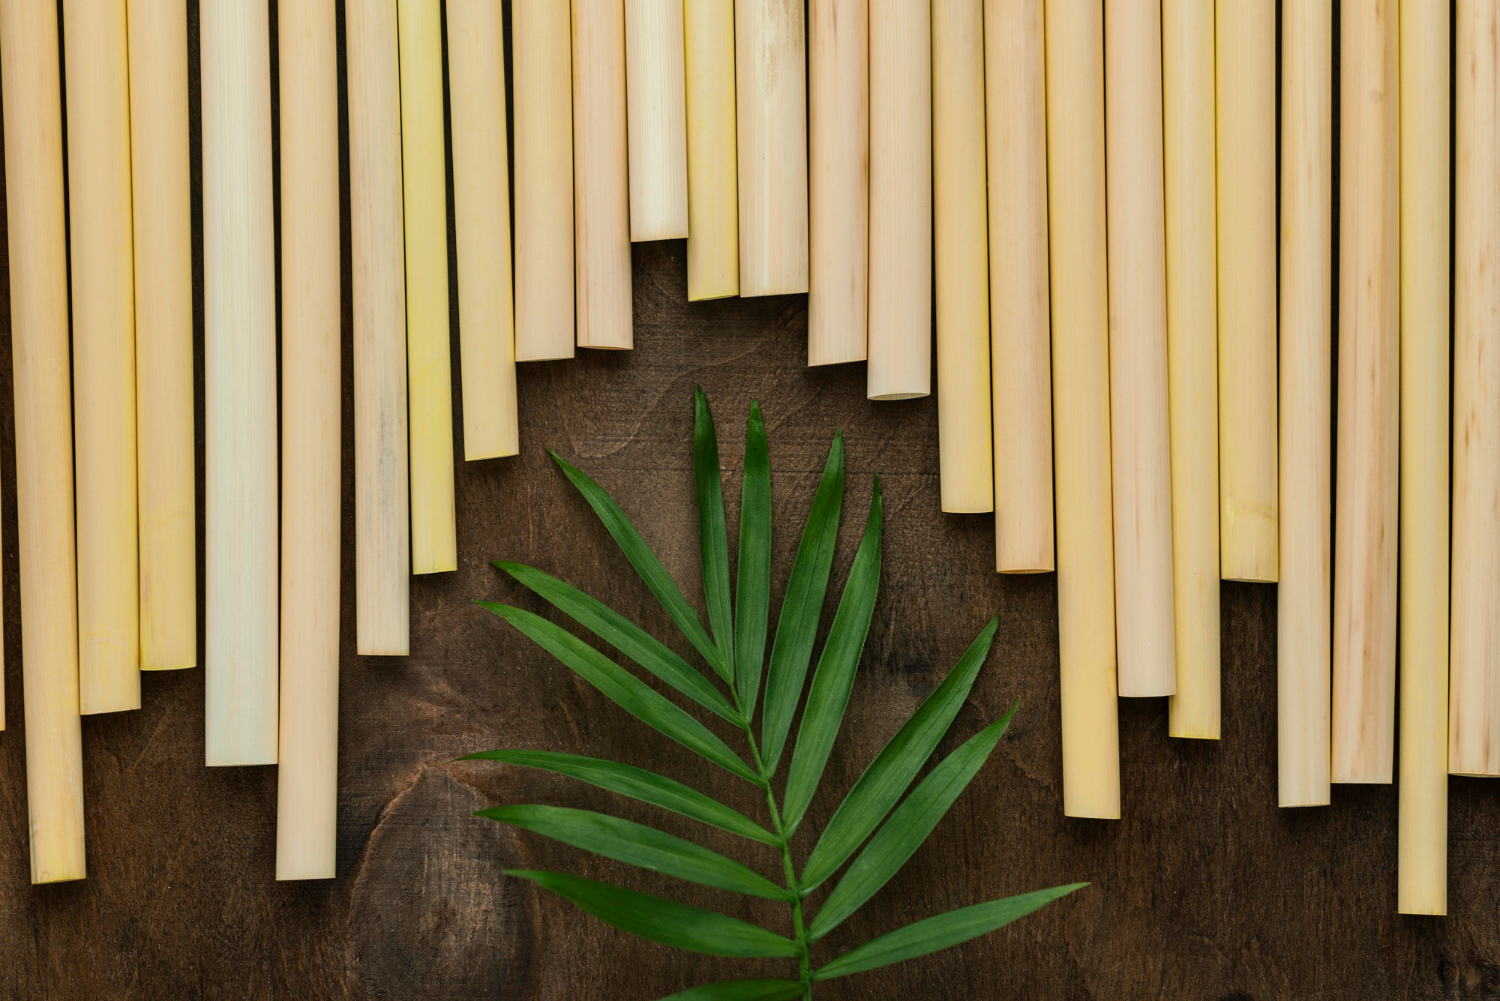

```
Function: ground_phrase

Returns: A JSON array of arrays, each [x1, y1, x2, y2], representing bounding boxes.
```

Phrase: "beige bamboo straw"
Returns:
[[683, 0, 739, 301], [1397, 0, 1450, 915], [1105, 0, 1175, 699], [512, 0, 575, 360], [807, 0, 867, 364], [572, 0, 634, 348], [449, 0, 520, 461], [625, 0, 688, 241], [398, 0, 457, 574], [63, 0, 140, 715], [1216, 0, 1278, 583], [867, 0, 931, 401], [347, 1, 410, 656], [1045, 0, 1120, 819], [1332, 0, 1399, 786], [0, 0, 86, 882], [126, 0, 196, 672], [735, 0, 809, 296], [1278, 0, 1333, 807], [1163, 0, 1219, 736], [986, 0, 1054, 574], [277, 0, 340, 881], [1452, 0, 1500, 780]]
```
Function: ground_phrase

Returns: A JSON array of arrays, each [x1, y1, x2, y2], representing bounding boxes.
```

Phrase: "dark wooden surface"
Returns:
[[0, 2, 1494, 999]]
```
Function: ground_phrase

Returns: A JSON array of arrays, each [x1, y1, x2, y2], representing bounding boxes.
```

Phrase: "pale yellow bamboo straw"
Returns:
[[63, 0, 140, 715], [448, 0, 519, 461], [512, 0, 575, 360], [126, 0, 195, 672], [1397, 0, 1450, 915], [1163, 0, 1219, 737], [683, 0, 739, 301], [347, 0, 411, 656], [625, 0, 688, 241], [1105, 0, 1175, 699], [1332, 0, 1399, 786], [1278, 0, 1333, 807], [807, 0, 867, 364], [735, 0, 809, 296], [933, 0, 992, 513], [277, 0, 340, 881], [572, 0, 634, 348], [986, 0, 1054, 574], [0, 0, 86, 882], [398, 0, 457, 574], [867, 0, 931, 401], [1045, 0, 1119, 819], [1216, 0, 1278, 583]]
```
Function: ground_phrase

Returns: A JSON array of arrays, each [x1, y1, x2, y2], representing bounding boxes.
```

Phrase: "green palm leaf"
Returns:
[[659, 980, 808, 1001], [808, 706, 1018, 940], [734, 401, 772, 714], [505, 870, 802, 959], [693, 386, 736, 682]]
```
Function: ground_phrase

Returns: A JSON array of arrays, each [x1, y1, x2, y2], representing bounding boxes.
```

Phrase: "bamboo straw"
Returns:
[[1105, 0, 1175, 699], [1215, 0, 1278, 583], [126, 0, 196, 672], [1163, 0, 1219, 736], [348, 0, 411, 655], [807, 0, 867, 364], [933, 0, 992, 512], [512, 0, 575, 360], [202, 0, 279, 765], [867, 0, 931, 401], [625, 0, 688, 241], [1451, 0, 1500, 780], [683, 0, 739, 301], [986, 0, 1054, 574], [1397, 0, 1450, 915], [735, 0, 809, 296], [277, 0, 340, 881], [0, 0, 86, 882], [398, 0, 457, 574], [1278, 0, 1333, 807], [449, 0, 520, 461], [572, 0, 634, 348], [63, 0, 140, 714], [1045, 0, 1120, 819], [1332, 0, 1399, 786]]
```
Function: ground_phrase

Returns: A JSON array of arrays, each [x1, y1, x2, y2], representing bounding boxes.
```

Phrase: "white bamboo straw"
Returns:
[[1332, 0, 1399, 786], [625, 0, 688, 241], [867, 0, 931, 401], [63, 0, 140, 715], [1398, 0, 1450, 915], [1105, 0, 1175, 699], [126, 0, 196, 672], [449, 0, 520, 462], [1278, 0, 1333, 807], [807, 0, 867, 364], [933, 0, 992, 512], [1216, 0, 1278, 583], [986, 0, 1054, 574], [1163, 0, 1219, 736], [398, 0, 457, 574], [735, 0, 809, 296], [202, 0, 279, 765], [1045, 0, 1120, 819], [684, 0, 739, 301], [277, 0, 341, 881], [572, 0, 634, 348], [512, 0, 575, 360], [0, 0, 86, 882], [347, 0, 411, 656], [1453, 2, 1500, 781]]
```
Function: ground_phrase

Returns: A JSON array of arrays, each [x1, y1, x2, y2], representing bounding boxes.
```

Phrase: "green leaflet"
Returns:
[[659, 980, 808, 1001], [734, 400, 772, 715], [693, 387, 737, 682], [505, 870, 802, 959]]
